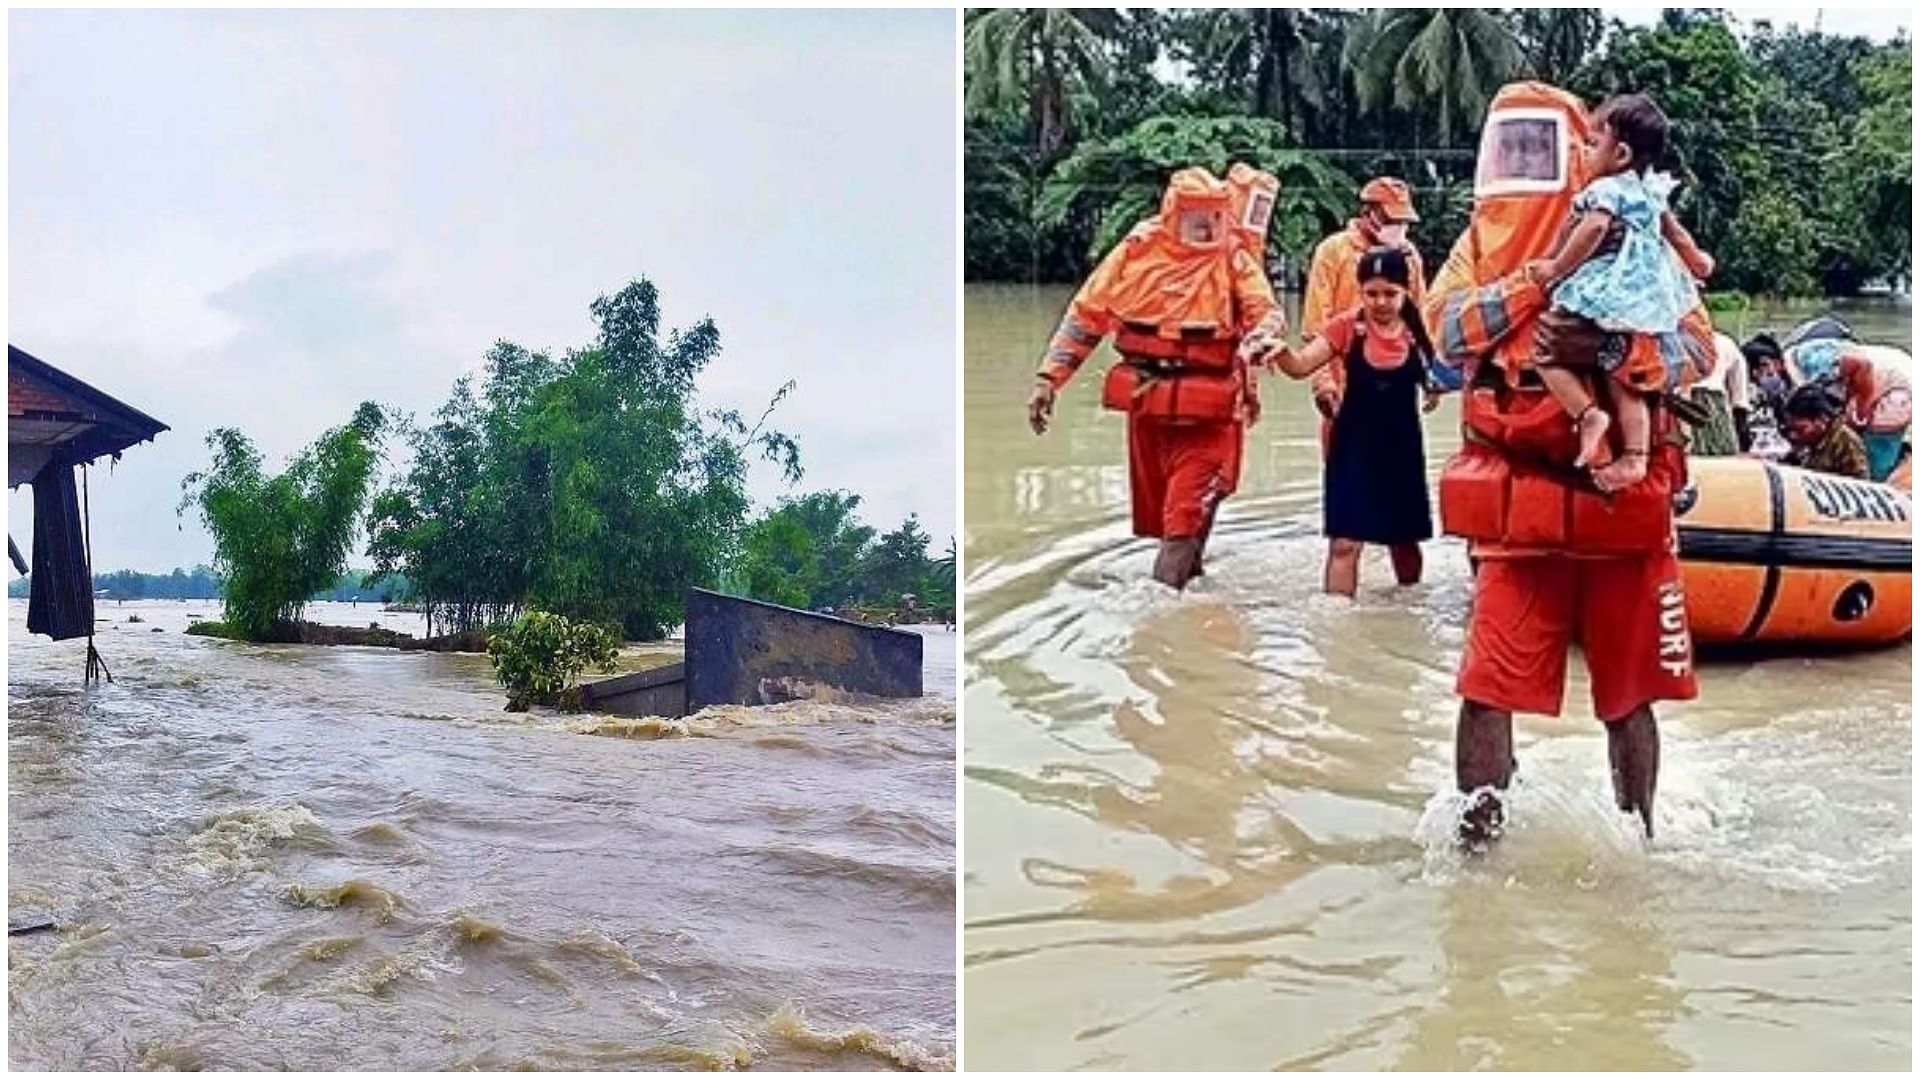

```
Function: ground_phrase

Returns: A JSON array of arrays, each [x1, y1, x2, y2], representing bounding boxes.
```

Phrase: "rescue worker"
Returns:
[[1782, 384, 1871, 480], [1303, 177, 1429, 446], [1027, 165, 1285, 590], [1423, 82, 1719, 846]]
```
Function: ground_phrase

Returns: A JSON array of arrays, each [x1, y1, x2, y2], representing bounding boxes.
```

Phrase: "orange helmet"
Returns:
[[1158, 166, 1234, 249], [1360, 176, 1419, 222]]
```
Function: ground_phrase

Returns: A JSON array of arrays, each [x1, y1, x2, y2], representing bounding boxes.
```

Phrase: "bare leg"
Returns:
[[1191, 505, 1220, 579], [1605, 704, 1660, 838], [1539, 365, 1611, 467], [1154, 538, 1202, 591], [1325, 538, 1362, 597], [1389, 542, 1423, 585], [1591, 384, 1651, 490], [1457, 700, 1515, 847]]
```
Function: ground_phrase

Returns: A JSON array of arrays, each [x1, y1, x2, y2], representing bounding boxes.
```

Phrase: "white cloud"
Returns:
[[9, 9, 958, 573]]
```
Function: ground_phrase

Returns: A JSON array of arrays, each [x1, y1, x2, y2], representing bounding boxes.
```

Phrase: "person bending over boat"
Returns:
[[1027, 165, 1284, 590], [1782, 385, 1871, 480], [1242, 247, 1437, 596]]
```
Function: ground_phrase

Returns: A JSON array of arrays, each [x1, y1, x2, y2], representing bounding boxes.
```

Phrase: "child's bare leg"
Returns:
[[1591, 382, 1651, 490], [1539, 365, 1611, 467]]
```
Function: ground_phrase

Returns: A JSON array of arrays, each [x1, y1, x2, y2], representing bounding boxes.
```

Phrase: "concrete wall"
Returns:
[[683, 589, 922, 709]]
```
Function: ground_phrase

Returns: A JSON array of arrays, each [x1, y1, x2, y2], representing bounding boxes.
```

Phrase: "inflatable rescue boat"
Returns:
[[1676, 456, 1912, 647]]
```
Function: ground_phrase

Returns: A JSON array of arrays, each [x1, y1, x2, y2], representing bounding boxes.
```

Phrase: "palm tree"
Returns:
[[1512, 8, 1607, 80], [964, 9, 1119, 166], [1343, 8, 1525, 146], [1181, 9, 1331, 142]]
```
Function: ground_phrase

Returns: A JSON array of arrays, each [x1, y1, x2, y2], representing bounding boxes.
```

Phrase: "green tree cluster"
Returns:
[[178, 402, 389, 639], [965, 7, 1910, 298], [366, 278, 802, 641], [737, 492, 956, 615]]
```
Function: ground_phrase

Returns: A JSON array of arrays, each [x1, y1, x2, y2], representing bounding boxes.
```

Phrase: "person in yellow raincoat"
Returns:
[[1421, 82, 1717, 847], [1027, 165, 1285, 589]]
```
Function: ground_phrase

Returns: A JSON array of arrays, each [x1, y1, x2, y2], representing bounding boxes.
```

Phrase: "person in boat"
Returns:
[[1421, 82, 1717, 846], [1242, 247, 1436, 596], [1027, 165, 1285, 590], [1782, 384, 1871, 480], [1526, 93, 1713, 492], [1740, 333, 1794, 453], [1302, 177, 1429, 453], [1687, 331, 1753, 456]]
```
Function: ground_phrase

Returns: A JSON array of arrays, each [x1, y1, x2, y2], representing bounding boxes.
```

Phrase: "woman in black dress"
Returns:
[[1241, 246, 1437, 596]]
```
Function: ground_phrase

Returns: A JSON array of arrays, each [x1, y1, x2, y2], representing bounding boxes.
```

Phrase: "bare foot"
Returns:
[[1574, 405, 1611, 468], [1592, 452, 1648, 492]]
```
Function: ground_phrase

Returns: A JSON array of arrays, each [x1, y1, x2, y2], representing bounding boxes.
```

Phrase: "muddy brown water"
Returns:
[[964, 285, 1910, 1070], [8, 599, 954, 1070]]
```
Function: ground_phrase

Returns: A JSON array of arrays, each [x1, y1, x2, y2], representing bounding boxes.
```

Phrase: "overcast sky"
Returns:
[[9, 9, 957, 575], [1611, 5, 1911, 40]]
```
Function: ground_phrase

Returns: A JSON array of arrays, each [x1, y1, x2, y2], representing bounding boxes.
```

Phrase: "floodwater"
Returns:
[[963, 285, 1911, 1070], [8, 599, 955, 1070]]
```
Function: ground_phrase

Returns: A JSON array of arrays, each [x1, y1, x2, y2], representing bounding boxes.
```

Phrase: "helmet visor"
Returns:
[[1476, 109, 1568, 195]]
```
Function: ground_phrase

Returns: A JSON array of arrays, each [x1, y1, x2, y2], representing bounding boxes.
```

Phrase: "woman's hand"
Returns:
[[1422, 388, 1442, 414], [1027, 378, 1056, 435]]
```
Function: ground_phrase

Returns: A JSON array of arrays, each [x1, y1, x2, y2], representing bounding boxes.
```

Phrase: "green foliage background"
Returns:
[[965, 8, 1912, 298]]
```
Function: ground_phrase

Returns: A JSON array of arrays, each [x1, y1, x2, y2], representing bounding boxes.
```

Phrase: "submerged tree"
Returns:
[[179, 402, 388, 639], [367, 278, 801, 641]]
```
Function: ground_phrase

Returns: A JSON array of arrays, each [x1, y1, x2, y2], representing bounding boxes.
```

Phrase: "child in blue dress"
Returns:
[[1528, 93, 1713, 491]]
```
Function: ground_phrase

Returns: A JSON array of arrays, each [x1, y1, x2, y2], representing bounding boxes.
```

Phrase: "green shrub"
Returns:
[[185, 620, 244, 640], [1703, 290, 1753, 313], [487, 610, 620, 712]]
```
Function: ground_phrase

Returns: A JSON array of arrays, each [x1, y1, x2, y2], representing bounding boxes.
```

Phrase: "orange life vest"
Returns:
[[1438, 382, 1685, 553]]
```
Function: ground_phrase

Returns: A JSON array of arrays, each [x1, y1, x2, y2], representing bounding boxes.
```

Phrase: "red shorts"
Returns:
[[1457, 552, 1698, 721], [1127, 416, 1242, 539]]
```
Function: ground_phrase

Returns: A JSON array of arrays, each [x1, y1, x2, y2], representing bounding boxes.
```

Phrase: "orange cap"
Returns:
[[1359, 176, 1419, 222]]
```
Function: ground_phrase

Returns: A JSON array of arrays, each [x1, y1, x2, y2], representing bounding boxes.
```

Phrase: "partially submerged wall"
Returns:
[[683, 588, 923, 710]]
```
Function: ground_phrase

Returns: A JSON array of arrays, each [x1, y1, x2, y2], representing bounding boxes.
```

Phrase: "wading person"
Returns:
[[1243, 247, 1436, 596], [1303, 177, 1428, 452], [1027, 165, 1284, 590], [1423, 82, 1717, 846]]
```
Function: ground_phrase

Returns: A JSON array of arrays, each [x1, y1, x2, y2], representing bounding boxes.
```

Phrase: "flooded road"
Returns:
[[963, 285, 1911, 1070], [9, 599, 954, 1070]]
